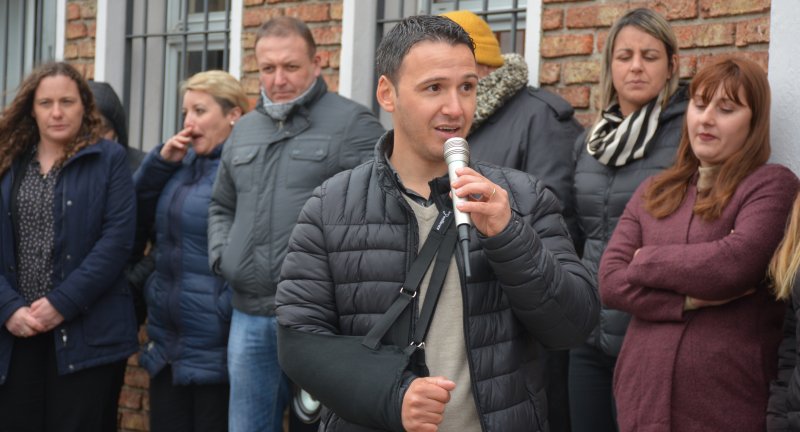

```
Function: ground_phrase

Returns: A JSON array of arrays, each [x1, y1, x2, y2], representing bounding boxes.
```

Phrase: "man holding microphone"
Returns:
[[276, 15, 598, 431]]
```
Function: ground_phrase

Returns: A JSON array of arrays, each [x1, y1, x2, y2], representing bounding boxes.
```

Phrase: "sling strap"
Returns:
[[362, 209, 458, 351]]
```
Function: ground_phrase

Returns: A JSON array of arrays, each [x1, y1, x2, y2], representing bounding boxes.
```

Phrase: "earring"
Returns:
[[230, 121, 235, 126]]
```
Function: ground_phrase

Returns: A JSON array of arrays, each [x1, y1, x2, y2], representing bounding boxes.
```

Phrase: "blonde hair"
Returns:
[[770, 192, 800, 300], [180, 70, 250, 115], [595, 8, 679, 124]]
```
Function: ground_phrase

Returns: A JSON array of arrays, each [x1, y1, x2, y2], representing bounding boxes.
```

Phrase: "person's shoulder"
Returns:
[[749, 163, 799, 187], [315, 91, 373, 114], [523, 86, 576, 121]]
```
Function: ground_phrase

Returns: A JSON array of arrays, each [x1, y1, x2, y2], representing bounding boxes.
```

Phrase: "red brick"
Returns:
[[268, 0, 298, 3], [312, 26, 342, 45], [81, 3, 96, 19], [286, 4, 329, 23], [329, 48, 340, 69], [575, 112, 595, 129], [679, 54, 697, 79], [542, 8, 563, 31], [78, 40, 95, 59], [566, 4, 633, 29], [330, 3, 343, 21], [736, 17, 770, 47], [543, 0, 592, 3], [124, 367, 149, 388], [317, 49, 331, 68], [648, 0, 698, 20], [88, 22, 96, 38], [64, 43, 79, 60], [247, 96, 259, 111], [84, 63, 94, 80], [120, 412, 148, 431], [242, 76, 261, 96], [698, 50, 768, 73], [119, 389, 143, 410], [243, 54, 258, 72], [700, 0, 770, 18], [67, 3, 80, 20], [540, 62, 561, 85], [541, 34, 594, 58], [66, 23, 87, 40], [596, 30, 609, 53], [242, 31, 257, 50], [552, 85, 590, 108], [244, 0, 264, 5], [243, 8, 284, 28], [322, 72, 339, 92], [141, 390, 150, 411], [127, 353, 139, 367], [563, 60, 600, 84], [673, 23, 735, 49]]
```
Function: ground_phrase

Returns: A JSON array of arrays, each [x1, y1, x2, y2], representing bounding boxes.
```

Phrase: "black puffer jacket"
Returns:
[[768, 277, 800, 431], [572, 85, 688, 356], [276, 132, 599, 431]]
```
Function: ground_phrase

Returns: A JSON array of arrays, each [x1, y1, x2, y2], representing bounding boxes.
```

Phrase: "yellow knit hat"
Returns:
[[442, 10, 504, 67]]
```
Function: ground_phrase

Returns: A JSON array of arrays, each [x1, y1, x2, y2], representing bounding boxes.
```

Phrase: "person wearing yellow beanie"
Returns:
[[441, 10, 504, 68], [440, 10, 585, 432]]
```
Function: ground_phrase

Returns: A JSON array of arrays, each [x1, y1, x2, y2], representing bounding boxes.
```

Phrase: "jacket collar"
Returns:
[[472, 53, 529, 131], [254, 77, 328, 120]]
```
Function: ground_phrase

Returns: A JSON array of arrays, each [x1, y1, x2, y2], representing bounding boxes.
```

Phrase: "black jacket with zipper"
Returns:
[[276, 131, 599, 431]]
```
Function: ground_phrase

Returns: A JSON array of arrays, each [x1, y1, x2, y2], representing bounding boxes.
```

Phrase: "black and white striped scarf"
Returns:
[[586, 93, 664, 167]]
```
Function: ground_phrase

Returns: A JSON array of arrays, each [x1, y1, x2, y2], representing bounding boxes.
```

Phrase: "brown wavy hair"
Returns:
[[643, 56, 770, 221], [0, 62, 102, 176]]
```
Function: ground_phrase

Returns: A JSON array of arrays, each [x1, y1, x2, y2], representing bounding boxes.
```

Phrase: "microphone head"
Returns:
[[443, 137, 469, 164]]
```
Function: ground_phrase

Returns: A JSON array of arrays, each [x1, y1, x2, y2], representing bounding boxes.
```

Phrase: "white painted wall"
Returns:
[[339, 0, 377, 107], [769, 0, 800, 174]]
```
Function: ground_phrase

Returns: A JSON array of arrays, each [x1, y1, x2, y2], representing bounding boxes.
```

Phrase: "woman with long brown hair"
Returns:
[[599, 56, 798, 431], [0, 62, 138, 431]]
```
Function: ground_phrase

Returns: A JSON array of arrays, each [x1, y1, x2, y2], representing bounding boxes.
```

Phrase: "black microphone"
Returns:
[[443, 137, 472, 279]]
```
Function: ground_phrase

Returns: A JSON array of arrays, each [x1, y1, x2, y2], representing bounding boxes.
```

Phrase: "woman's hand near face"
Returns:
[[160, 126, 193, 162]]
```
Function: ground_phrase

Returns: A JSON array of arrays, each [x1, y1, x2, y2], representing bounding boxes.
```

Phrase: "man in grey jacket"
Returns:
[[441, 11, 583, 432], [207, 16, 384, 432], [275, 15, 598, 432]]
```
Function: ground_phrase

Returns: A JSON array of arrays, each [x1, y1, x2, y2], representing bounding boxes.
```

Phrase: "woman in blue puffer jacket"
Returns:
[[134, 70, 249, 432]]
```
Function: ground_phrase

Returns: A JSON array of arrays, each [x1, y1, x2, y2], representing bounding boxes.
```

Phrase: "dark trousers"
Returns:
[[568, 343, 618, 432], [150, 365, 230, 432], [0, 332, 127, 432], [545, 349, 571, 432]]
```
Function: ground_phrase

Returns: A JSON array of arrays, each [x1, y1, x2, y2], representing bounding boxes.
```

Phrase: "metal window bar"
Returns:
[[125, 0, 230, 151]]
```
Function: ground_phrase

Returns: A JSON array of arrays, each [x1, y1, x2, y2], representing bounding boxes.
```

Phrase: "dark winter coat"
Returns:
[[134, 145, 232, 385], [469, 53, 583, 239], [208, 77, 384, 316], [600, 164, 798, 432], [276, 132, 599, 432], [572, 85, 688, 356], [0, 139, 138, 383]]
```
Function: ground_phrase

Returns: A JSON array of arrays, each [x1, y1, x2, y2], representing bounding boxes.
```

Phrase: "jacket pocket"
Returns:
[[286, 138, 330, 189], [83, 287, 137, 346], [230, 147, 258, 192]]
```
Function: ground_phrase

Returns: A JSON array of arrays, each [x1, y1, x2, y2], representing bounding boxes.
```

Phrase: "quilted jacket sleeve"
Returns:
[[479, 165, 600, 349]]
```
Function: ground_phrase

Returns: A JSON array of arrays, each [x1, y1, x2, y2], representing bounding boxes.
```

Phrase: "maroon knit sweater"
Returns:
[[600, 163, 799, 432]]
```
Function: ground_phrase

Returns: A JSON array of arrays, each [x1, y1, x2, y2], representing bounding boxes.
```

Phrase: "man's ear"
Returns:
[[376, 75, 396, 113]]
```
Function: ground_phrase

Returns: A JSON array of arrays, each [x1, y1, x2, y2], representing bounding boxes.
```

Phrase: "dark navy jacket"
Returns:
[[135, 145, 231, 385], [0, 139, 138, 383]]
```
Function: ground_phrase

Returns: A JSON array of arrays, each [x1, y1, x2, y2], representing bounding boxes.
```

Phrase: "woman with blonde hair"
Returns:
[[569, 8, 685, 431], [600, 56, 798, 431], [0, 62, 138, 431], [134, 70, 249, 432], [767, 194, 800, 431]]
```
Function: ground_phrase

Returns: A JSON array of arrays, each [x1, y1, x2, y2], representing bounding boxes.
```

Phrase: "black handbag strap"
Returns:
[[362, 209, 457, 350]]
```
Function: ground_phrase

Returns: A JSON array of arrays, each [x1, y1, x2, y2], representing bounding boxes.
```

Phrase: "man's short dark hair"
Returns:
[[255, 16, 317, 58], [376, 15, 475, 84]]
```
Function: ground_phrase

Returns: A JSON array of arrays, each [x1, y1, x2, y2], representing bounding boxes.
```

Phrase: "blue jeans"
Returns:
[[228, 309, 290, 432]]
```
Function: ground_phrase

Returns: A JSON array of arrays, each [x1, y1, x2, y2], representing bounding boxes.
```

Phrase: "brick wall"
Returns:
[[64, 0, 96, 79], [541, 0, 771, 126], [241, 0, 344, 104]]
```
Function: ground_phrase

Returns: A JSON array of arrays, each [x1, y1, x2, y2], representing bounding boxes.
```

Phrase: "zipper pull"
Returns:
[[60, 328, 68, 346]]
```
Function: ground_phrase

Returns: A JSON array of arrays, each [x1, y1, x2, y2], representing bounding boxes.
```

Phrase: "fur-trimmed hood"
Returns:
[[472, 53, 528, 131]]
